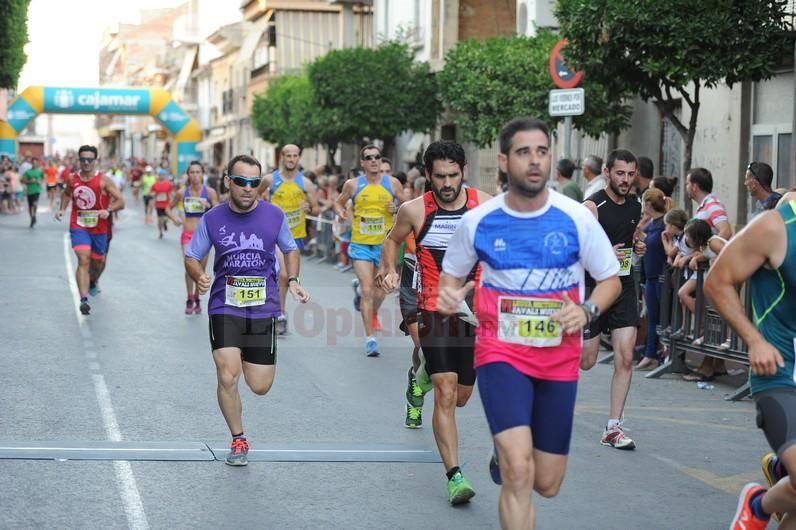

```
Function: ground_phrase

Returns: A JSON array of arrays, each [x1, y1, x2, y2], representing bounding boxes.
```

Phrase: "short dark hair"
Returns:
[[606, 149, 637, 170], [393, 171, 407, 185], [499, 117, 549, 155], [687, 167, 713, 193], [652, 176, 677, 197], [638, 156, 654, 179], [360, 144, 380, 159], [381, 157, 391, 166], [748, 162, 774, 190], [226, 154, 262, 177], [423, 141, 466, 176], [557, 158, 578, 180], [78, 145, 98, 158]]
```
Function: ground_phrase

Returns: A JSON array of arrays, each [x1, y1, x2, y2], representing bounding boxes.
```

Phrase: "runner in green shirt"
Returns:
[[21, 158, 44, 228], [140, 165, 157, 224]]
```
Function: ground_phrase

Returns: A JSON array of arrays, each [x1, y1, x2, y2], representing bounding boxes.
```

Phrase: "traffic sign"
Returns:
[[549, 88, 585, 117], [549, 39, 583, 89]]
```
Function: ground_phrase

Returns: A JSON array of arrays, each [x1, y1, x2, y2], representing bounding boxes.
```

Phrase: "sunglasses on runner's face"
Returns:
[[229, 175, 262, 188], [362, 154, 381, 161], [79, 157, 96, 164]]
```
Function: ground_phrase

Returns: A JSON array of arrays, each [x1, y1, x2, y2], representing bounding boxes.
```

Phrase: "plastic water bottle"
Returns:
[[697, 382, 715, 390]]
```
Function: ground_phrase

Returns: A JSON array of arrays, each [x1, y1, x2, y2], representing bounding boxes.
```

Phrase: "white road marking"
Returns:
[[63, 233, 149, 530]]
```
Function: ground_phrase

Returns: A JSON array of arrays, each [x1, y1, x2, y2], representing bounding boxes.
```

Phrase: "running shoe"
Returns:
[[340, 264, 353, 273], [79, 300, 90, 315], [184, 299, 194, 315], [352, 278, 361, 312], [489, 447, 502, 485], [447, 471, 476, 505], [333, 262, 344, 271], [193, 299, 202, 315], [761, 452, 784, 522], [366, 338, 379, 357], [276, 315, 287, 336], [225, 437, 249, 466], [405, 366, 424, 408], [416, 362, 433, 394], [404, 403, 422, 429], [371, 314, 383, 332], [89, 283, 99, 297], [729, 483, 769, 530], [600, 424, 636, 450]]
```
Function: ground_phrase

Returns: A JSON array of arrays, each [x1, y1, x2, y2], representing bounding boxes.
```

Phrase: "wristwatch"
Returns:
[[287, 277, 300, 285], [580, 301, 600, 325]]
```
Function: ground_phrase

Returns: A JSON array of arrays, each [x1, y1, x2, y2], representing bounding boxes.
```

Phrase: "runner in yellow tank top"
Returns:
[[335, 144, 407, 356], [256, 144, 319, 334]]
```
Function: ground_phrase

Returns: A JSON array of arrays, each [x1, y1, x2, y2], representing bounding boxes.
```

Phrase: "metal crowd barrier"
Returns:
[[646, 262, 751, 401], [309, 210, 337, 263]]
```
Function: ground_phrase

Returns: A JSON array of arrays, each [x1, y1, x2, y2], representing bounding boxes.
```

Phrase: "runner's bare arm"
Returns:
[[56, 181, 72, 220], [102, 176, 125, 213], [256, 173, 273, 201], [391, 176, 408, 204], [283, 250, 311, 303], [334, 179, 355, 218], [305, 184, 320, 215], [704, 212, 784, 358], [379, 200, 420, 291], [163, 190, 183, 225], [208, 187, 219, 207]]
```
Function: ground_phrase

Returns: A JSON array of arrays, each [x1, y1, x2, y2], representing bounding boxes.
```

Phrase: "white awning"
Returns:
[[235, 26, 266, 66], [174, 46, 198, 98], [196, 128, 236, 151]]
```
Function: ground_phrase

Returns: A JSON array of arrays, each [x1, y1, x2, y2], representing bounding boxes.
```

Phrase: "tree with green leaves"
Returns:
[[0, 0, 30, 88], [556, 0, 792, 208], [437, 30, 632, 148], [251, 73, 340, 157], [307, 42, 441, 152]]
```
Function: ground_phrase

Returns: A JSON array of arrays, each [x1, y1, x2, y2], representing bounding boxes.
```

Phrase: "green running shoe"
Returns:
[[447, 471, 475, 505], [404, 403, 422, 429], [416, 362, 433, 394], [406, 367, 425, 407]]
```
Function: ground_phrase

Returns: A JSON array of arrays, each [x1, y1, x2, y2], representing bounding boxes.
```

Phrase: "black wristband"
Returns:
[[288, 277, 299, 284]]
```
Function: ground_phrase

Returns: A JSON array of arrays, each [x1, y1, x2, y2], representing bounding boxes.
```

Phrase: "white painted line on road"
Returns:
[[0, 446, 205, 453], [63, 232, 85, 324], [63, 232, 149, 530]]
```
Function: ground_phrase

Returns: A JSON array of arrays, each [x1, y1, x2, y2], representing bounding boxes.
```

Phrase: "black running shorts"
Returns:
[[418, 310, 476, 386], [756, 388, 796, 457], [584, 283, 640, 339], [398, 262, 418, 334], [209, 314, 277, 365]]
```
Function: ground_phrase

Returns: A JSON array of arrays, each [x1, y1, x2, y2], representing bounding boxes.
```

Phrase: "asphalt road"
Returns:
[[0, 194, 775, 529]]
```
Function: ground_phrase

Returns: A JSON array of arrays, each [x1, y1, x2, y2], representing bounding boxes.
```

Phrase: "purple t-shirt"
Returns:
[[185, 200, 298, 318]]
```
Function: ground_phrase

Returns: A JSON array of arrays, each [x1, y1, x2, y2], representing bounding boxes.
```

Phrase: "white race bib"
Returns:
[[285, 208, 302, 229], [76, 210, 99, 228], [184, 197, 205, 214], [497, 296, 563, 348], [225, 276, 266, 308], [156, 192, 168, 202], [360, 215, 384, 236], [617, 248, 633, 277]]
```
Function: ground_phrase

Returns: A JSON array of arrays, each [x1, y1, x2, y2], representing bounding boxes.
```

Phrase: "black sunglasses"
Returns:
[[79, 157, 97, 164], [362, 154, 381, 161], [229, 175, 262, 188], [747, 162, 760, 181]]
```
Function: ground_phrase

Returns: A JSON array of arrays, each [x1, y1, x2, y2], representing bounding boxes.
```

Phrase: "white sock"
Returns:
[[607, 418, 620, 430], [367, 335, 375, 342]]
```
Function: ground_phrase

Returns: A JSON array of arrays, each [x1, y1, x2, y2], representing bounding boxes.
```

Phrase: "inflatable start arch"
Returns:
[[0, 86, 202, 175]]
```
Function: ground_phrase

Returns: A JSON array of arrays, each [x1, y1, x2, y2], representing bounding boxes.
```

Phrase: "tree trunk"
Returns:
[[681, 84, 700, 216]]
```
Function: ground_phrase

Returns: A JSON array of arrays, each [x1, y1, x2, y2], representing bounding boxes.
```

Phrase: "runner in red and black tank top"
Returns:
[[416, 187, 481, 312]]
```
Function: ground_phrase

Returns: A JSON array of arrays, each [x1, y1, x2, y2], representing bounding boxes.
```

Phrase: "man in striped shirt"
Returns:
[[687, 167, 733, 240]]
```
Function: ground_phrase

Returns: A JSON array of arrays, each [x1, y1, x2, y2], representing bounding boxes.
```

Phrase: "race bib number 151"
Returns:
[[225, 276, 266, 308]]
